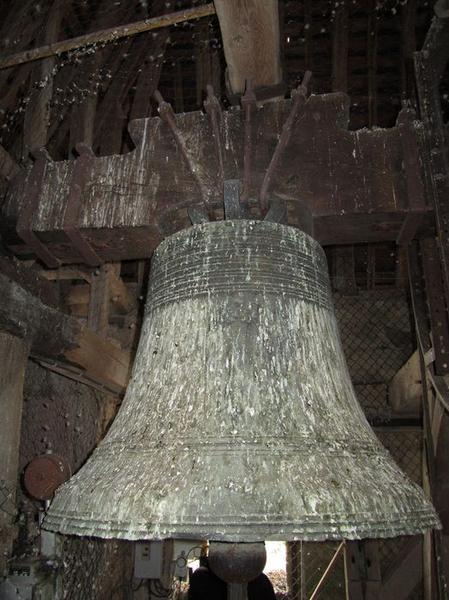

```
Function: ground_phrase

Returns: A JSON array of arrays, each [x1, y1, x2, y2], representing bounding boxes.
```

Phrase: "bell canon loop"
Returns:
[[44, 220, 440, 541]]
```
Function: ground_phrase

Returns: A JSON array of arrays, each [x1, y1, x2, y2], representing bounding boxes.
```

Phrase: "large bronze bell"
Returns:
[[44, 220, 439, 541]]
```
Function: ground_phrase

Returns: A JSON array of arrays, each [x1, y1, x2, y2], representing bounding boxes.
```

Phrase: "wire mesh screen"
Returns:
[[375, 428, 424, 599], [60, 536, 133, 600], [334, 289, 414, 422], [287, 541, 346, 600]]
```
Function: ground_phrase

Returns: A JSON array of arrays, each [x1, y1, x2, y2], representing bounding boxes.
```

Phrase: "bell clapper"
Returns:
[[208, 541, 266, 600]]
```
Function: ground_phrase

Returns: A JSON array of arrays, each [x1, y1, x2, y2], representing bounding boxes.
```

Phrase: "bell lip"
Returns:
[[43, 507, 441, 542], [153, 219, 322, 256]]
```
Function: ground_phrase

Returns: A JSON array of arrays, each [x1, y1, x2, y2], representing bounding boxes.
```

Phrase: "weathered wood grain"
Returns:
[[0, 261, 131, 395], [1, 93, 433, 263], [0, 332, 29, 576], [214, 0, 282, 95], [0, 4, 216, 70]]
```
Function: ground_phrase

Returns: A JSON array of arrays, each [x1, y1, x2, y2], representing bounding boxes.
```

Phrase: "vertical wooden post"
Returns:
[[304, 0, 313, 73], [400, 0, 416, 102], [0, 332, 29, 575], [344, 541, 365, 599], [69, 97, 97, 157], [364, 540, 382, 599], [174, 61, 185, 114], [88, 264, 113, 336], [332, 2, 349, 93], [367, 1, 378, 127], [22, 0, 63, 158], [332, 246, 356, 293], [214, 0, 282, 95]]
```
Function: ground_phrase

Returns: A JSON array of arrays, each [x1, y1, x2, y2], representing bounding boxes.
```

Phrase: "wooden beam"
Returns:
[[0, 262, 131, 395], [214, 0, 282, 95], [88, 264, 111, 334], [0, 4, 216, 70], [0, 332, 29, 576], [130, 29, 170, 120], [1, 93, 434, 262], [22, 0, 63, 158], [0, 144, 21, 182], [331, 246, 356, 293], [344, 542, 364, 599], [400, 0, 417, 100]]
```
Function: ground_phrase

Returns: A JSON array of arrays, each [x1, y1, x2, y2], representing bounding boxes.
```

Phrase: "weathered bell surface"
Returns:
[[44, 220, 439, 541]]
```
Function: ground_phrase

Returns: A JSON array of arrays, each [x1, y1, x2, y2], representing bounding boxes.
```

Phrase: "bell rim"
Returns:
[[43, 506, 440, 542]]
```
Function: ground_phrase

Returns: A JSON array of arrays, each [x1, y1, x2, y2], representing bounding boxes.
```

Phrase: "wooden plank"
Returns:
[[214, 0, 282, 95], [415, 17, 449, 314], [0, 267, 131, 395], [344, 542, 364, 600], [0, 4, 216, 70], [0, 333, 29, 576], [364, 540, 382, 600], [88, 264, 111, 335]]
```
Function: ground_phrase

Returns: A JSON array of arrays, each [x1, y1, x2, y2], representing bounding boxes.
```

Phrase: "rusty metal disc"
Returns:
[[24, 454, 71, 501]]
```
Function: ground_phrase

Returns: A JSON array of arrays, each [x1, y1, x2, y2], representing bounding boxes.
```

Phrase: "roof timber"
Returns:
[[0, 92, 434, 266], [0, 4, 216, 71]]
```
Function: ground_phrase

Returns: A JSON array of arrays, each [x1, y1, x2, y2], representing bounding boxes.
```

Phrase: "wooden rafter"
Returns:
[[0, 4, 216, 70]]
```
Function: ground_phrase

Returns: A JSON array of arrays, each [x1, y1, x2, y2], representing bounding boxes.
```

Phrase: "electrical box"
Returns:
[[134, 541, 164, 579]]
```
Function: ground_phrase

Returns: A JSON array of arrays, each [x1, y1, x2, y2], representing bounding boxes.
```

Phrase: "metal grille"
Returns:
[[60, 536, 133, 600], [376, 428, 423, 594], [287, 541, 346, 600], [334, 290, 414, 420], [335, 290, 413, 381]]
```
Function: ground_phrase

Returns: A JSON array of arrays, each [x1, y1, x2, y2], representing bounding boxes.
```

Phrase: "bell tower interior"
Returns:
[[0, 1, 449, 599]]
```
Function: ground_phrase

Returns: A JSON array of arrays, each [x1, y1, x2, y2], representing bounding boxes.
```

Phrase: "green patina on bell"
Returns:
[[44, 220, 439, 541]]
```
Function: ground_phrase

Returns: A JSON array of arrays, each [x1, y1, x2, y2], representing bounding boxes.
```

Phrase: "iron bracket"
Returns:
[[16, 148, 60, 268], [259, 71, 312, 213]]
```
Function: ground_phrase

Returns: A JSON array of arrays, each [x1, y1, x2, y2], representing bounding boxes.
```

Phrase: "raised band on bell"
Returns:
[[44, 219, 439, 544]]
